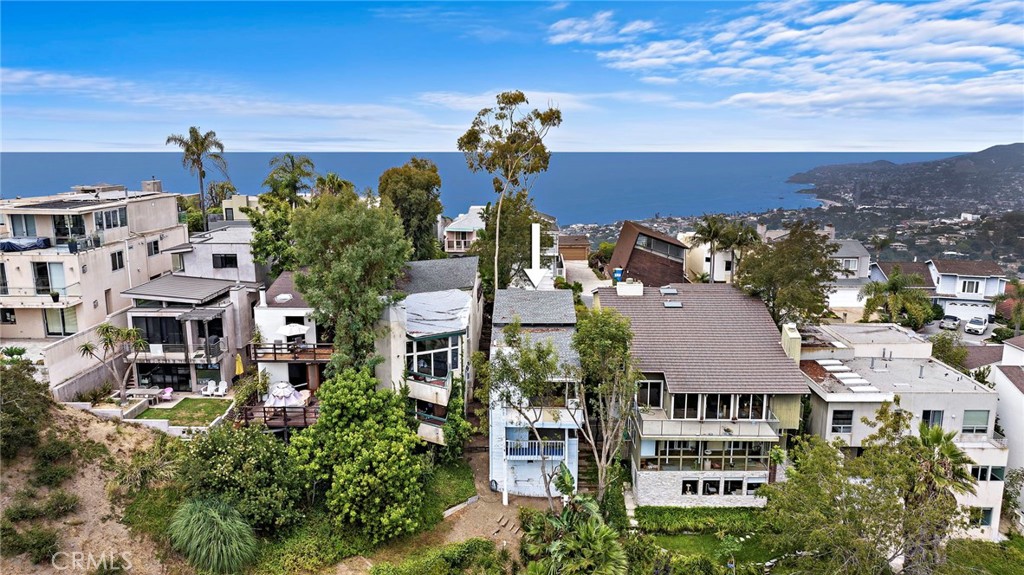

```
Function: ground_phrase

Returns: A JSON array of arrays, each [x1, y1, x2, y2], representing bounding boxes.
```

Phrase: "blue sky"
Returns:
[[2, 1, 1022, 151]]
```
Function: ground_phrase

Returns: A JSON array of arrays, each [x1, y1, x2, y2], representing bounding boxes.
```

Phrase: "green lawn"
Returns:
[[419, 459, 478, 528], [653, 533, 778, 564], [135, 398, 232, 427]]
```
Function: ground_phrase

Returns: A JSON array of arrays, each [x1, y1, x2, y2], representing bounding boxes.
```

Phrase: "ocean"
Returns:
[[0, 152, 959, 224]]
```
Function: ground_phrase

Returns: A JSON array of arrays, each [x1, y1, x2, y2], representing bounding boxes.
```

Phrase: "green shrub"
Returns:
[[0, 520, 20, 557], [5, 489, 80, 522], [369, 538, 496, 575], [168, 498, 258, 575], [122, 485, 184, 545], [624, 532, 667, 575], [33, 463, 75, 487], [251, 513, 370, 575], [112, 434, 182, 495], [42, 489, 80, 518], [73, 382, 115, 405], [35, 435, 75, 463], [3, 496, 43, 522], [635, 507, 762, 535], [0, 362, 52, 461], [992, 327, 1015, 343], [180, 424, 301, 531], [15, 526, 60, 563], [669, 553, 720, 575], [600, 469, 629, 531]]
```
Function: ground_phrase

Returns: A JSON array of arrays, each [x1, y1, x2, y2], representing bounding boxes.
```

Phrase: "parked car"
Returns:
[[964, 317, 989, 335], [939, 315, 961, 330]]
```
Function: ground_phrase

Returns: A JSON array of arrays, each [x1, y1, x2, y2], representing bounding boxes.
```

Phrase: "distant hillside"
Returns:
[[788, 143, 1024, 214]]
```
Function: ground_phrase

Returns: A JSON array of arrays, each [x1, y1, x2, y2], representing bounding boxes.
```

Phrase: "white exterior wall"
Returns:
[[991, 368, 1024, 524], [957, 444, 1008, 541], [488, 403, 581, 499], [180, 241, 266, 284], [1003, 343, 1024, 366], [253, 303, 318, 385]]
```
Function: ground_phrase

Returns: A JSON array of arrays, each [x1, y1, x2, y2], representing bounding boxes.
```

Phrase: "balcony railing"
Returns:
[[445, 239, 472, 252], [633, 402, 781, 439], [0, 235, 104, 253], [406, 371, 453, 406], [506, 440, 566, 460], [137, 340, 227, 361], [0, 282, 83, 301], [250, 342, 334, 363], [415, 411, 448, 427]]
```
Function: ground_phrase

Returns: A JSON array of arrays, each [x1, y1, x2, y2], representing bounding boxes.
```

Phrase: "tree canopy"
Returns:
[[735, 220, 842, 325], [378, 157, 444, 260], [860, 264, 934, 329], [291, 192, 412, 369], [165, 126, 227, 233], [264, 153, 315, 207], [468, 190, 551, 293]]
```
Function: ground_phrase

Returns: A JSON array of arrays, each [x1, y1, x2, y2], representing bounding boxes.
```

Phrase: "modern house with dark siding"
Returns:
[[606, 221, 689, 287]]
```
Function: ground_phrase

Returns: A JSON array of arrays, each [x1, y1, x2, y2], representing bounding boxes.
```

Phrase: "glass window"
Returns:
[[970, 466, 989, 481], [10, 214, 36, 237], [681, 479, 698, 495], [842, 258, 859, 271], [990, 467, 1005, 481], [406, 334, 461, 381], [111, 251, 125, 271], [735, 394, 764, 420], [1, 308, 15, 324], [225, 208, 234, 221], [212, 254, 238, 269], [969, 508, 993, 527], [704, 394, 731, 419], [831, 410, 854, 433], [638, 380, 662, 409], [52, 214, 85, 241], [961, 280, 980, 294], [723, 479, 744, 496], [673, 393, 699, 419], [922, 410, 943, 427], [132, 316, 184, 346], [702, 478, 721, 495], [44, 308, 78, 336], [147, 240, 160, 256], [962, 410, 989, 434], [0, 263, 7, 295], [746, 480, 765, 496]]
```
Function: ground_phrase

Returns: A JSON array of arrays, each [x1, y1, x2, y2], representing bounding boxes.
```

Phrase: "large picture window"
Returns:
[[672, 393, 699, 419], [95, 207, 128, 230], [132, 316, 185, 347], [406, 334, 461, 380], [704, 393, 731, 420], [44, 308, 78, 336], [10, 214, 36, 237], [962, 410, 989, 434], [831, 410, 854, 433], [637, 380, 663, 409], [52, 214, 86, 242], [735, 394, 766, 420]]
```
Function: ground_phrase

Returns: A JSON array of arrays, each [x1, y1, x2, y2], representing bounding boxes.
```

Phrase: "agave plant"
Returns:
[[168, 498, 257, 575]]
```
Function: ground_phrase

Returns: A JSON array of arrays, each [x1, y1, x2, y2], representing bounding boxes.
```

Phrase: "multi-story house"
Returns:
[[488, 289, 582, 502], [121, 274, 259, 393], [827, 239, 872, 323], [0, 182, 188, 398], [443, 206, 485, 256], [375, 257, 483, 445], [794, 322, 1009, 541], [679, 232, 733, 284], [988, 335, 1024, 531], [868, 261, 937, 297], [926, 259, 1007, 322], [607, 221, 689, 286], [595, 282, 808, 507], [165, 226, 269, 285], [220, 194, 260, 222]]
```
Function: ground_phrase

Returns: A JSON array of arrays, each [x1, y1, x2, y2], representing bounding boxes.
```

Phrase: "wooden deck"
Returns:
[[250, 343, 334, 363], [237, 404, 320, 428]]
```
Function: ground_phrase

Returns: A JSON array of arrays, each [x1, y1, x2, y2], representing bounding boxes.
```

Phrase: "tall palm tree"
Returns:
[[166, 127, 227, 233], [721, 221, 761, 282], [692, 215, 728, 283], [993, 278, 1023, 337], [903, 422, 976, 575], [858, 265, 933, 329], [264, 153, 315, 207], [313, 172, 354, 200]]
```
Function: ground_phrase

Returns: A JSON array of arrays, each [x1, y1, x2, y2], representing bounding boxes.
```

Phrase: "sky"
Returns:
[[1, 0, 1022, 152]]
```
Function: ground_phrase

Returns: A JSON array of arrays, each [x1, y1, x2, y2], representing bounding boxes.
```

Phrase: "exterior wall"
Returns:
[[632, 469, 768, 508], [221, 195, 259, 220], [253, 305, 317, 346], [1004, 343, 1024, 366], [488, 404, 581, 499], [990, 369, 1024, 512], [180, 241, 267, 285], [957, 445, 1007, 541], [827, 287, 866, 322], [0, 307, 48, 339], [619, 249, 687, 287], [680, 239, 732, 283], [43, 310, 128, 389], [939, 298, 995, 322]]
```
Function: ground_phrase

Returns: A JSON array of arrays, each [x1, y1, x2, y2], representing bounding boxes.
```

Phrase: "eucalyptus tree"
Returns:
[[378, 157, 444, 260], [166, 127, 228, 232], [457, 91, 561, 297]]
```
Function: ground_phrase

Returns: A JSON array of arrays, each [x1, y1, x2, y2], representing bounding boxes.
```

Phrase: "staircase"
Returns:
[[478, 302, 494, 360]]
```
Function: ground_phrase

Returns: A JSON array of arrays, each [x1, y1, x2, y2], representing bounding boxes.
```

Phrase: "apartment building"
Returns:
[[488, 289, 582, 502], [166, 225, 269, 285], [595, 282, 808, 508], [794, 323, 1009, 541], [0, 183, 188, 397]]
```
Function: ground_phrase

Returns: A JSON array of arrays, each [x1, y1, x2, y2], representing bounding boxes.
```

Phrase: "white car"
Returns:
[[964, 317, 988, 335], [938, 315, 961, 330]]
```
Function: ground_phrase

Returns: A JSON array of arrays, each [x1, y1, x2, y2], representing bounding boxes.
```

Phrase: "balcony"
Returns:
[[633, 403, 781, 440], [250, 342, 334, 363], [406, 371, 452, 406], [506, 440, 566, 460], [134, 340, 227, 364], [959, 431, 1009, 449], [0, 234, 104, 253], [445, 239, 472, 253], [415, 411, 447, 445], [0, 283, 83, 308]]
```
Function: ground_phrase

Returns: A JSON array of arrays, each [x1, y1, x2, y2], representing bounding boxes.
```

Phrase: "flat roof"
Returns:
[[189, 226, 255, 244], [122, 274, 251, 305], [817, 323, 928, 346], [801, 357, 993, 396], [2, 190, 166, 213]]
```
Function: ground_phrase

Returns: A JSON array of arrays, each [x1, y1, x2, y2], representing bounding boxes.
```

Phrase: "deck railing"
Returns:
[[250, 342, 334, 362], [506, 440, 565, 460], [415, 411, 447, 427], [237, 404, 320, 428], [445, 239, 472, 252]]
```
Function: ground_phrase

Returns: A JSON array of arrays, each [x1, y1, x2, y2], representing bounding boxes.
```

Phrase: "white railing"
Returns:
[[506, 440, 566, 460]]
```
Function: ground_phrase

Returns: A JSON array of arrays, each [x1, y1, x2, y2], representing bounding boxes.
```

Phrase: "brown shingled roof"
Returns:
[[1005, 335, 1024, 351], [875, 262, 935, 290], [964, 345, 1004, 370], [597, 283, 810, 394], [608, 221, 687, 273], [995, 365, 1024, 394], [266, 271, 310, 308], [559, 235, 591, 248], [929, 259, 1005, 277]]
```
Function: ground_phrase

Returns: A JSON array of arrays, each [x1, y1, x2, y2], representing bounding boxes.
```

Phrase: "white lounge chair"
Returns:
[[213, 381, 228, 397], [200, 380, 217, 397]]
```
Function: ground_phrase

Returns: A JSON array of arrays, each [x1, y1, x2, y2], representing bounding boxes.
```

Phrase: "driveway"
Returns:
[[564, 260, 611, 307], [918, 322, 993, 345]]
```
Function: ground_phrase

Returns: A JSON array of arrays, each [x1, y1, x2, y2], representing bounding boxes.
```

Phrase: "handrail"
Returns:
[[236, 404, 320, 428], [506, 440, 566, 459], [250, 342, 334, 362], [406, 370, 452, 388], [632, 401, 781, 439], [415, 411, 447, 426], [1, 282, 84, 298]]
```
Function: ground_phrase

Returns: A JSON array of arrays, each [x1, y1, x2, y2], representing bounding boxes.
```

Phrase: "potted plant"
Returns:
[[49, 291, 60, 302]]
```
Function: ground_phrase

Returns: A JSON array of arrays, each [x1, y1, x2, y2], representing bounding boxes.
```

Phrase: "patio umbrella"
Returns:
[[276, 323, 310, 338], [265, 382, 304, 408]]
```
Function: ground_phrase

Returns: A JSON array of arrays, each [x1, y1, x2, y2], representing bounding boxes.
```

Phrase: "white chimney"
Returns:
[[258, 289, 268, 308], [615, 278, 644, 297], [142, 179, 162, 193], [531, 223, 541, 272]]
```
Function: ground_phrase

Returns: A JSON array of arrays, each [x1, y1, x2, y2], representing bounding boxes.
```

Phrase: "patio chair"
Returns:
[[158, 387, 174, 402], [200, 380, 217, 397], [213, 381, 228, 397]]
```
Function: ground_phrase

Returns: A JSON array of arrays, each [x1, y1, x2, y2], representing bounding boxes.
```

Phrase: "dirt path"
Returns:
[[336, 451, 548, 573]]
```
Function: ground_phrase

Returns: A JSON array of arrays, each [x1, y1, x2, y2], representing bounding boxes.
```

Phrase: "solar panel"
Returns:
[[659, 287, 678, 295], [663, 301, 682, 308], [824, 365, 852, 372]]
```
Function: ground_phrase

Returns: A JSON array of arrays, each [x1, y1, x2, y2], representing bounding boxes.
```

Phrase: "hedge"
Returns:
[[369, 538, 496, 575], [635, 507, 761, 535]]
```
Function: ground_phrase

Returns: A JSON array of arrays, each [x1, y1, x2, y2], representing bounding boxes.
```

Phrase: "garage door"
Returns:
[[943, 301, 991, 322]]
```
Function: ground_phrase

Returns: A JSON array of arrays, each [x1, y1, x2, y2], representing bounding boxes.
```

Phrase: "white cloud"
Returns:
[[639, 76, 680, 85], [548, 10, 657, 45]]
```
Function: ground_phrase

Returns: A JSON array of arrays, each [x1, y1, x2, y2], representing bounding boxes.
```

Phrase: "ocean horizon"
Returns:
[[0, 152, 959, 224]]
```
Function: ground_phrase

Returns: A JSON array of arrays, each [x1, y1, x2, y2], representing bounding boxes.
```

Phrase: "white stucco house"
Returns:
[[989, 335, 1024, 531], [488, 289, 582, 502], [797, 323, 1009, 541], [678, 231, 734, 283], [165, 225, 269, 286], [827, 239, 872, 323]]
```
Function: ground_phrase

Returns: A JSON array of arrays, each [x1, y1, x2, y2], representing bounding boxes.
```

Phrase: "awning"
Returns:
[[176, 307, 225, 322]]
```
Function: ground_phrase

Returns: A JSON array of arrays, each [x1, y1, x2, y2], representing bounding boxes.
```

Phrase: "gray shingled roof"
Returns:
[[493, 289, 577, 326], [929, 259, 1005, 277], [996, 365, 1024, 394], [122, 274, 242, 304], [831, 239, 870, 259], [597, 284, 810, 394], [964, 345, 1004, 370], [398, 257, 478, 294], [491, 326, 579, 368]]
